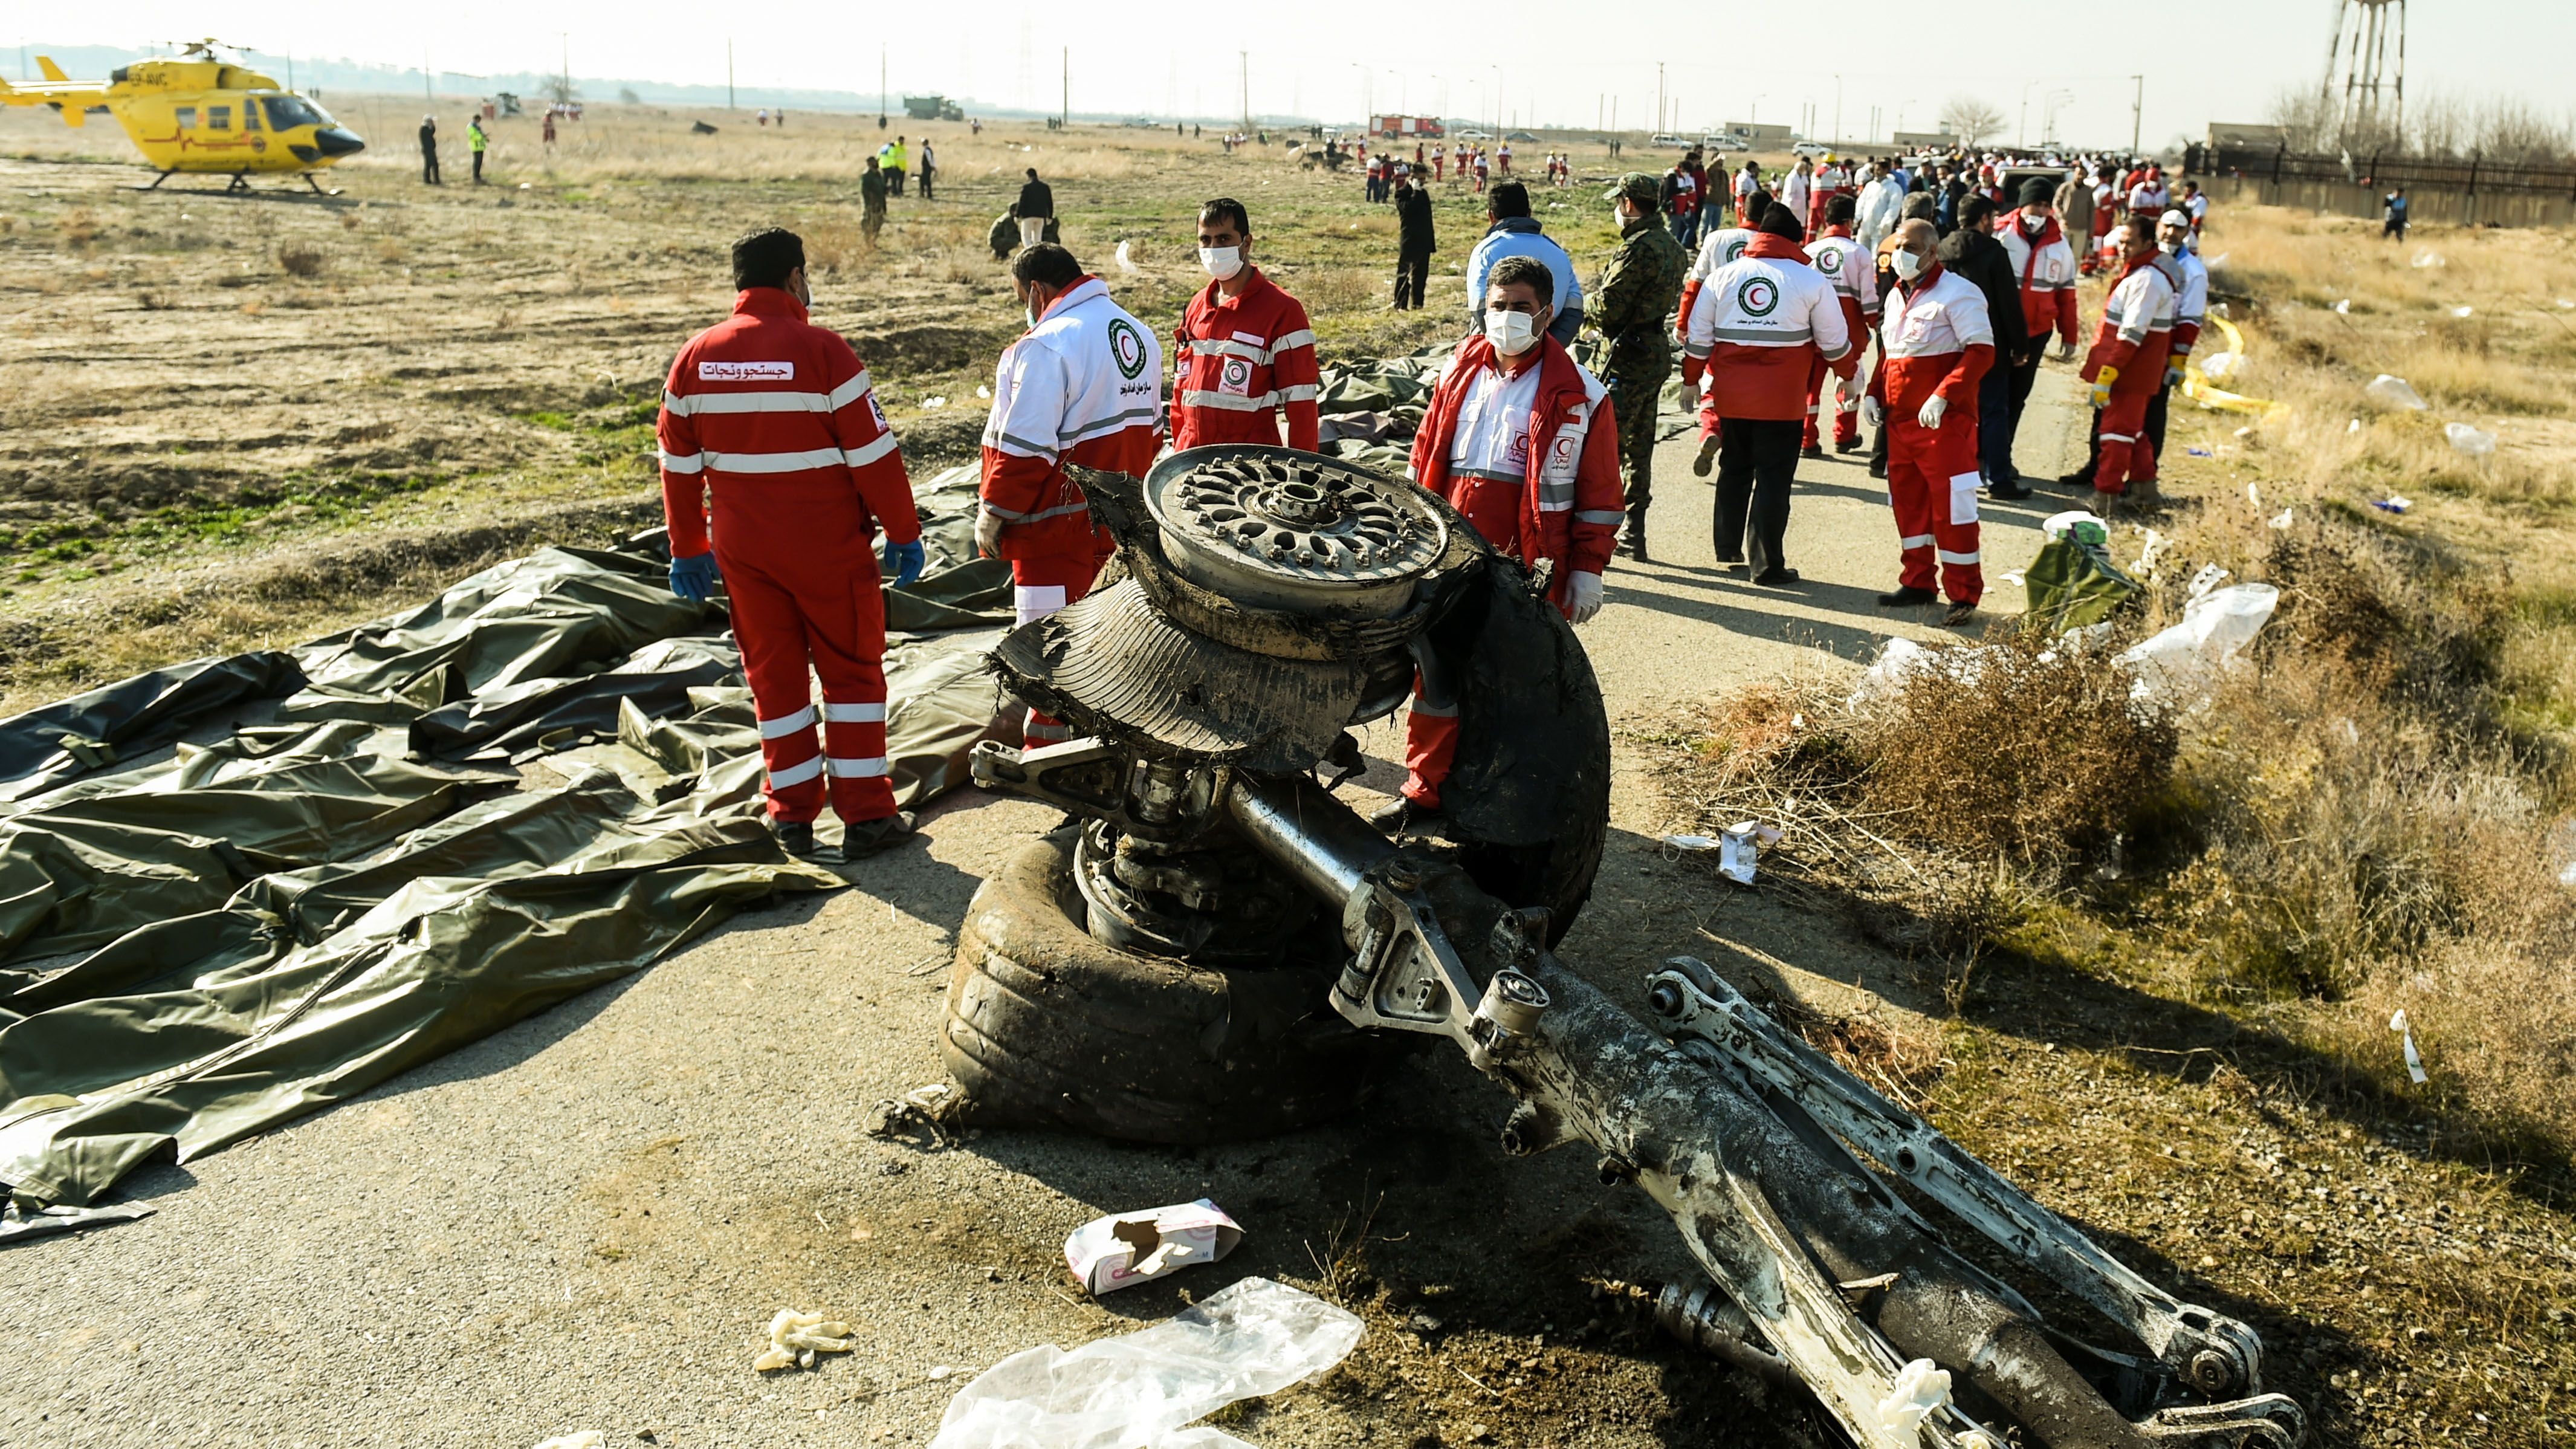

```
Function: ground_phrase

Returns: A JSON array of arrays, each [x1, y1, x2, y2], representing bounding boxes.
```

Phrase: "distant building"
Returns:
[[1720, 122, 1792, 147], [1891, 128, 1957, 151], [2206, 122, 2289, 150]]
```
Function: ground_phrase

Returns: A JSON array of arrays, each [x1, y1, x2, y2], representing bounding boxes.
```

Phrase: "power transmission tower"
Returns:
[[2323, 0, 2407, 144]]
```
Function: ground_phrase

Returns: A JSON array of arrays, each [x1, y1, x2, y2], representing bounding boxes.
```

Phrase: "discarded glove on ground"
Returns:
[[752, 1308, 858, 1372]]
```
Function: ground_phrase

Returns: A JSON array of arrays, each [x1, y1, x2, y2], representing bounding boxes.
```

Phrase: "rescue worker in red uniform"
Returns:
[[2079, 216, 2176, 511], [1802, 194, 1880, 456], [658, 227, 925, 860], [1863, 218, 1995, 626], [976, 244, 1165, 744], [1374, 254, 1622, 834], [1171, 198, 1321, 452], [1680, 204, 1858, 583], [1996, 177, 2082, 490]]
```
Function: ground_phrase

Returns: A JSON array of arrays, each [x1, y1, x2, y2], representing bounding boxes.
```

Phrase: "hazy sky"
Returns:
[[25, 1, 2575, 146]]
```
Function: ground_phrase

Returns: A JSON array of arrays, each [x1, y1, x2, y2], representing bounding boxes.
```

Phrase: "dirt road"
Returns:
[[0, 404, 2088, 1449]]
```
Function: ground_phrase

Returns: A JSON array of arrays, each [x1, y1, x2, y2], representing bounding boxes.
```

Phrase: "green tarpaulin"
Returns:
[[0, 510, 1015, 1211]]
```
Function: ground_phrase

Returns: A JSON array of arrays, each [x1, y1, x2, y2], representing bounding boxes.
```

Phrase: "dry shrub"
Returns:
[[276, 241, 326, 278], [1856, 632, 2178, 872]]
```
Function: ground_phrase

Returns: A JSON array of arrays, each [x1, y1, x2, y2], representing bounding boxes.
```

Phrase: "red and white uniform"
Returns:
[[2080, 254, 2177, 496], [2126, 175, 2169, 218], [1498, 142, 1512, 173], [1733, 167, 1758, 224], [1680, 232, 1857, 428], [979, 274, 1165, 739], [1672, 224, 1758, 340], [1398, 334, 1622, 809], [2154, 247, 2208, 363], [1997, 207, 2080, 349], [658, 288, 920, 825], [1867, 264, 1995, 605], [1811, 163, 1849, 232], [1781, 167, 1813, 235], [1802, 225, 1880, 448], [1172, 268, 1321, 452]]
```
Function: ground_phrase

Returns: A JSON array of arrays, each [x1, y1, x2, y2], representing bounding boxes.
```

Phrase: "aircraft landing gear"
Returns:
[[145, 170, 175, 190], [300, 173, 339, 196]]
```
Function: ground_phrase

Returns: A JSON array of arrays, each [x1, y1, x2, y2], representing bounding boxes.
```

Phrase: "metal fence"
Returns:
[[2188, 143, 2576, 228]]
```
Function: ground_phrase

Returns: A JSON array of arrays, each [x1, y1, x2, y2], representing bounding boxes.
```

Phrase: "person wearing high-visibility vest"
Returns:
[[466, 117, 489, 185]]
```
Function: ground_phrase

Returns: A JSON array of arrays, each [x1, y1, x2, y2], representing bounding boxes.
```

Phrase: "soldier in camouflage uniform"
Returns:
[[1590, 172, 1689, 561]]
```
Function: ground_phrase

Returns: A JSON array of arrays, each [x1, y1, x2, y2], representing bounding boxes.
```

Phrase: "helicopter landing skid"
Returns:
[[224, 171, 252, 194]]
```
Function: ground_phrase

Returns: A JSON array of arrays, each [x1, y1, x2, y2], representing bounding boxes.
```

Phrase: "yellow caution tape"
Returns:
[[2181, 314, 2286, 415]]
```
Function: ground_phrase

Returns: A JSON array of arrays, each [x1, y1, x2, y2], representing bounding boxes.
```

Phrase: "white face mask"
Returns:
[[1484, 308, 1541, 355], [2023, 212, 2050, 232], [1892, 250, 1926, 281], [1199, 245, 1246, 281]]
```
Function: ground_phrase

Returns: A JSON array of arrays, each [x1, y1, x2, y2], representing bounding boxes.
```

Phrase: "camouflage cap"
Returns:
[[1604, 170, 1660, 206]]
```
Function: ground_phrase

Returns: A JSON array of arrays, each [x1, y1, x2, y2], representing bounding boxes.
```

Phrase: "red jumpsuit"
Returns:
[[979, 275, 1165, 742], [658, 288, 920, 825], [1399, 334, 1623, 809], [1173, 268, 1321, 452], [1802, 227, 1879, 450], [1869, 264, 1996, 606], [2081, 254, 2177, 498]]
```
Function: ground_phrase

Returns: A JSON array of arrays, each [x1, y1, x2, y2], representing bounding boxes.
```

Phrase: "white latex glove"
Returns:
[[1917, 393, 1948, 430], [974, 507, 1005, 559], [1566, 571, 1605, 625], [1862, 396, 1886, 429]]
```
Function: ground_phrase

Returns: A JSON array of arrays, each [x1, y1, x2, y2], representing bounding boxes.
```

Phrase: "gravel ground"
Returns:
[[0, 400, 2085, 1449]]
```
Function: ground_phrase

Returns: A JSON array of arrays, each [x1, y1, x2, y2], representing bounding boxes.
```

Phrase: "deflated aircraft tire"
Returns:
[[940, 829, 1396, 1144]]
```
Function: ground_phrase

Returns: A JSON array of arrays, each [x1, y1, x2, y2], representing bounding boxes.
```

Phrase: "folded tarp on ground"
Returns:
[[0, 516, 1015, 1211]]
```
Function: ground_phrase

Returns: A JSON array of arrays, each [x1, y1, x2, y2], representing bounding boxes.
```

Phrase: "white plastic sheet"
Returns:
[[2364, 374, 2430, 411], [2113, 583, 2279, 707], [928, 1277, 1364, 1449], [2444, 423, 2497, 457]]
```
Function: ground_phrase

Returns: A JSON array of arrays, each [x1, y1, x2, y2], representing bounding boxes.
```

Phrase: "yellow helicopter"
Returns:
[[0, 40, 366, 194]]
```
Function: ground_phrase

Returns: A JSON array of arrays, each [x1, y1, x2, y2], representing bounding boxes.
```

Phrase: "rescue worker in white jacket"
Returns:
[[2143, 209, 2209, 473], [1857, 160, 1908, 253]]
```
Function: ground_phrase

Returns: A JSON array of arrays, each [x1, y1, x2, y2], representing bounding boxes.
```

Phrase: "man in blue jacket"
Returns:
[[1465, 181, 1585, 346]]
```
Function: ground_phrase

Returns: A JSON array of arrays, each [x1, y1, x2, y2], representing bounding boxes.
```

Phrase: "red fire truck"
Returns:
[[1373, 114, 1445, 140]]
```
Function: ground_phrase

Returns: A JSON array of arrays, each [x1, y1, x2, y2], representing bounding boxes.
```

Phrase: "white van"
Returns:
[[1650, 132, 1691, 149]]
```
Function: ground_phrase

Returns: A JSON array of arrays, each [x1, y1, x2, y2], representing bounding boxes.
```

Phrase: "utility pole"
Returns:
[[727, 39, 734, 109], [1655, 62, 1665, 137], [560, 32, 569, 103], [422, 46, 432, 105], [2131, 74, 2143, 152], [1061, 47, 1068, 129], [1833, 74, 1842, 147], [1240, 51, 1249, 131], [879, 45, 887, 125]]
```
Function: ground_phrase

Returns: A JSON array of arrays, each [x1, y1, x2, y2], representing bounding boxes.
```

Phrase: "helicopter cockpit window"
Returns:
[[261, 95, 328, 131], [175, 106, 198, 130], [209, 105, 233, 130]]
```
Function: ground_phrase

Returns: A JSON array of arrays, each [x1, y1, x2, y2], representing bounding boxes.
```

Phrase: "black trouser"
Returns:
[[1712, 417, 1802, 575], [888, 166, 905, 196], [1393, 248, 1429, 310], [2144, 375, 2172, 461], [1976, 358, 2015, 485], [919, 168, 934, 199], [1869, 414, 1891, 478], [422, 146, 439, 184], [471, 150, 484, 183], [2002, 349, 2042, 482]]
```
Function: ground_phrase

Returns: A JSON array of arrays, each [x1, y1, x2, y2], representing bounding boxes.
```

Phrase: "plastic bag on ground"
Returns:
[[2363, 374, 2429, 411], [2023, 534, 2140, 633], [2444, 422, 2497, 457], [2113, 583, 2279, 707], [928, 1276, 1362, 1449]]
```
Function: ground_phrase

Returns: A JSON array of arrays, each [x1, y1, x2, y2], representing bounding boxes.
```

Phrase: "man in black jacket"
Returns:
[[1016, 169, 1055, 250], [1391, 172, 1435, 310], [1935, 194, 2036, 497]]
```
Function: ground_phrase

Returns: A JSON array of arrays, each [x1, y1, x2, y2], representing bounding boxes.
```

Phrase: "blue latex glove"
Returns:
[[882, 539, 926, 589], [669, 551, 719, 602]]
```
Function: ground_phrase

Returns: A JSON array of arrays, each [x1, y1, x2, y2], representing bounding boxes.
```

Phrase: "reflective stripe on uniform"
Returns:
[[1574, 509, 1625, 525], [660, 450, 705, 473], [823, 701, 887, 723], [767, 754, 825, 788], [701, 447, 852, 474], [1938, 548, 1982, 565], [663, 371, 876, 417], [827, 756, 891, 778], [1712, 326, 1814, 345], [1408, 696, 1459, 718], [1278, 383, 1318, 402], [759, 705, 818, 739], [1061, 407, 1160, 446], [1271, 328, 1316, 351], [983, 499, 1093, 524], [844, 432, 899, 467], [1900, 533, 1935, 549], [1181, 389, 1281, 412]]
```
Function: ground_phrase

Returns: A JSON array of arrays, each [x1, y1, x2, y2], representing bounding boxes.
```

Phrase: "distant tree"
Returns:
[[618, 86, 641, 106], [1939, 96, 2005, 148], [542, 74, 581, 106]]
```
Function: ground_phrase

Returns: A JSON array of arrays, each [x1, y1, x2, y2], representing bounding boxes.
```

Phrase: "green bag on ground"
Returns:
[[2023, 535, 2140, 632]]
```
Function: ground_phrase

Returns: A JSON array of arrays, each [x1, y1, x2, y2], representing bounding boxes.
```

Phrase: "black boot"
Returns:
[[1368, 796, 1444, 838], [774, 820, 822, 858], [838, 811, 918, 861], [1622, 508, 1650, 562], [1875, 585, 1938, 608]]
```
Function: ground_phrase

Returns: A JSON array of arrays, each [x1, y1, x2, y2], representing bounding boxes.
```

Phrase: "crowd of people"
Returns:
[[651, 133, 2223, 854]]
